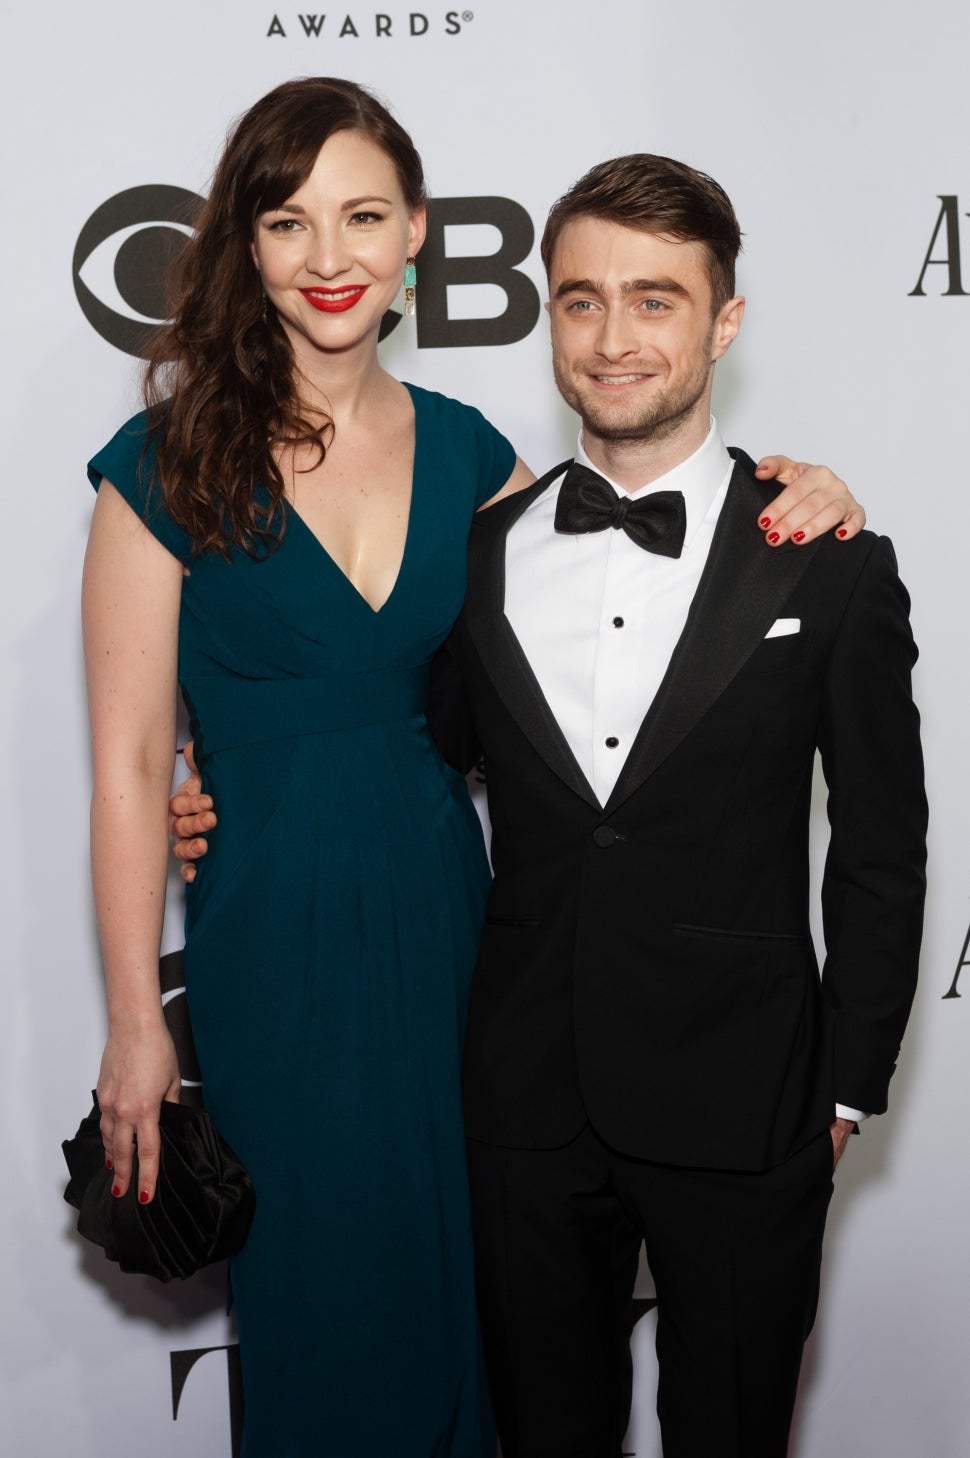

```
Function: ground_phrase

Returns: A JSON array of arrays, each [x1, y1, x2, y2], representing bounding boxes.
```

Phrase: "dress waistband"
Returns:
[[183, 666, 431, 758]]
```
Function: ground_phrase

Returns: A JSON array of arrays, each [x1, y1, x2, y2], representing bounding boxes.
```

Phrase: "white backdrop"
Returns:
[[2, 2, 968, 1453]]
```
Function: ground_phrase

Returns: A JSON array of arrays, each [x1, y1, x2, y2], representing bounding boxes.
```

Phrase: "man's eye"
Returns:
[[568, 299, 595, 312], [641, 298, 666, 312]]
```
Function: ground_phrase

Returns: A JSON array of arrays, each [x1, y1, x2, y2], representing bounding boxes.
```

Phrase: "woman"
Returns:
[[84, 77, 862, 1457]]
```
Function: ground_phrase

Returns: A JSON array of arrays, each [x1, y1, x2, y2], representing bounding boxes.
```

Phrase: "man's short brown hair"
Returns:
[[540, 154, 743, 315]]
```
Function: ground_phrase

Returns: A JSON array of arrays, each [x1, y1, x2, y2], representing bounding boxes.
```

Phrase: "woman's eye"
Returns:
[[262, 217, 301, 234], [350, 211, 382, 225]]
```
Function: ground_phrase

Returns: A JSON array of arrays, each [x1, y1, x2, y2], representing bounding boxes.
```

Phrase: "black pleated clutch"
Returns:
[[62, 1095, 255, 1282]]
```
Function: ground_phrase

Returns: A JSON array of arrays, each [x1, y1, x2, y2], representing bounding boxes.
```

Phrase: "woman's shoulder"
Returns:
[[404, 382, 498, 431], [404, 383, 516, 505], [403, 382, 514, 451], [87, 404, 192, 562], [87, 407, 159, 488]]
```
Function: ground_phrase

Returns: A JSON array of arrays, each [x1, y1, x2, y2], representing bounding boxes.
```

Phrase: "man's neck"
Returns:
[[582, 410, 712, 494]]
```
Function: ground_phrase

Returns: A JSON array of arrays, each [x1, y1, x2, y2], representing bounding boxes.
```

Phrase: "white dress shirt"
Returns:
[[506, 418, 732, 805], [503, 420, 865, 1126]]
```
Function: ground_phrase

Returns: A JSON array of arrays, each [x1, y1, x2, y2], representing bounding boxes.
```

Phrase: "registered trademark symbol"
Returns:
[[462, 10, 474, 21]]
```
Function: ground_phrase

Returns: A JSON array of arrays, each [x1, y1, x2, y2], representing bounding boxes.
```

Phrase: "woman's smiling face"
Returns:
[[252, 129, 426, 368]]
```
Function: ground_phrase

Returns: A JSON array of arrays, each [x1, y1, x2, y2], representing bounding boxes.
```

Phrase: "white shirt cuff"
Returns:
[[835, 1104, 869, 1123]]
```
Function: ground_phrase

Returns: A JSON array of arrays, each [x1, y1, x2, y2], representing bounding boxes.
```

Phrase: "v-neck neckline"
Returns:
[[284, 382, 421, 617]]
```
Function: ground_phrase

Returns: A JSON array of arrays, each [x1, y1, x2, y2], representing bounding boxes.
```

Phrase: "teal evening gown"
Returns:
[[88, 386, 513, 1457]]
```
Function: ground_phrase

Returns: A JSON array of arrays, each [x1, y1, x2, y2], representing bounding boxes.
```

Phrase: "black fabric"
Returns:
[[62, 1094, 255, 1282], [554, 461, 687, 558], [456, 454, 926, 1164], [467, 1125, 834, 1458], [453, 446, 924, 1457], [426, 641, 481, 776]]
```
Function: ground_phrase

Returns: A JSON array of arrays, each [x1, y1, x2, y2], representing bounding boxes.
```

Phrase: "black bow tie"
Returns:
[[553, 462, 687, 559]]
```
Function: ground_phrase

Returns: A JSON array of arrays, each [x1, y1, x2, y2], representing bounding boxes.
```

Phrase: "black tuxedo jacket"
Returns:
[[447, 451, 927, 1173]]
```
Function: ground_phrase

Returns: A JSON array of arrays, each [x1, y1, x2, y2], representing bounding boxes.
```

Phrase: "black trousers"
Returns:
[[466, 1123, 834, 1458]]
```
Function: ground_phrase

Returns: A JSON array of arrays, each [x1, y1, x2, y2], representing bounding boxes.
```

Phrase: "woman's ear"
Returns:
[[407, 205, 428, 258]]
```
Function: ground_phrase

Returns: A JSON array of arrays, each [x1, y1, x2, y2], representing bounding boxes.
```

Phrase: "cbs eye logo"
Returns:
[[73, 185, 203, 358]]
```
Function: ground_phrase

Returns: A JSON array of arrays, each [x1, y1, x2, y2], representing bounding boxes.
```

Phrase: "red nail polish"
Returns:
[[759, 516, 771, 528], [767, 531, 780, 545], [105, 1157, 113, 1171], [139, 1190, 150, 1204], [836, 527, 848, 539], [111, 1184, 122, 1198], [792, 530, 805, 543]]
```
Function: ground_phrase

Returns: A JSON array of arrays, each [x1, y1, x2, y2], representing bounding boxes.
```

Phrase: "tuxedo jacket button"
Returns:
[[593, 825, 618, 848]]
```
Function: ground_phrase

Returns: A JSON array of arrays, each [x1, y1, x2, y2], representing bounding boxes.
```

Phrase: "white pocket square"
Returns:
[[764, 618, 801, 639]]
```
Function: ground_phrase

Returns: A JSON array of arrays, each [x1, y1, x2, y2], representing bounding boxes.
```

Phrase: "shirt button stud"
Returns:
[[612, 616, 624, 628], [605, 736, 619, 749]]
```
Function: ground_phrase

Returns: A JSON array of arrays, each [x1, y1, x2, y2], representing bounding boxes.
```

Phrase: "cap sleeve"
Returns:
[[467, 404, 517, 509], [87, 410, 193, 564]]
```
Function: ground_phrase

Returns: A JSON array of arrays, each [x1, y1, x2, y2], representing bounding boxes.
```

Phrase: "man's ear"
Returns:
[[711, 296, 745, 360]]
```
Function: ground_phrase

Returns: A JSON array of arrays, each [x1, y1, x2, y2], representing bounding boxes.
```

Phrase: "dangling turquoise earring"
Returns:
[[404, 257, 417, 317]]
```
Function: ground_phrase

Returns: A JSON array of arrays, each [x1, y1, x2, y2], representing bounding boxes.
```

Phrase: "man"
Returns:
[[172, 156, 924, 1457], [445, 155, 926, 1457]]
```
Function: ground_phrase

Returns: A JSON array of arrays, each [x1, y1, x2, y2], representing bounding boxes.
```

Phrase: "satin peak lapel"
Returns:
[[604, 453, 821, 814], [464, 463, 600, 807]]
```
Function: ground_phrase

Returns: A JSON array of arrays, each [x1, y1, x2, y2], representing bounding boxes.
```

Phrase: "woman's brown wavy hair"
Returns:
[[144, 77, 427, 558]]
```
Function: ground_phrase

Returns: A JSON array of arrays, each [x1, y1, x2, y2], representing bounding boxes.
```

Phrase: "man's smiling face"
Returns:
[[547, 217, 742, 449]]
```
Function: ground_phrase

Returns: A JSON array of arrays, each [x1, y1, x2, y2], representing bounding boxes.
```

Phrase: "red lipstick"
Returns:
[[300, 287, 369, 313]]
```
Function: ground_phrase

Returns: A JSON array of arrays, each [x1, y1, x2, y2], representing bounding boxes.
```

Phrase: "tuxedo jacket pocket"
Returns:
[[765, 617, 801, 638], [744, 626, 813, 670], [673, 921, 807, 946]]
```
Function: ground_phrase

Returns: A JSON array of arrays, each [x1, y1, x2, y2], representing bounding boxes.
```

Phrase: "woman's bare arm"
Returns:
[[82, 480, 184, 1203]]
